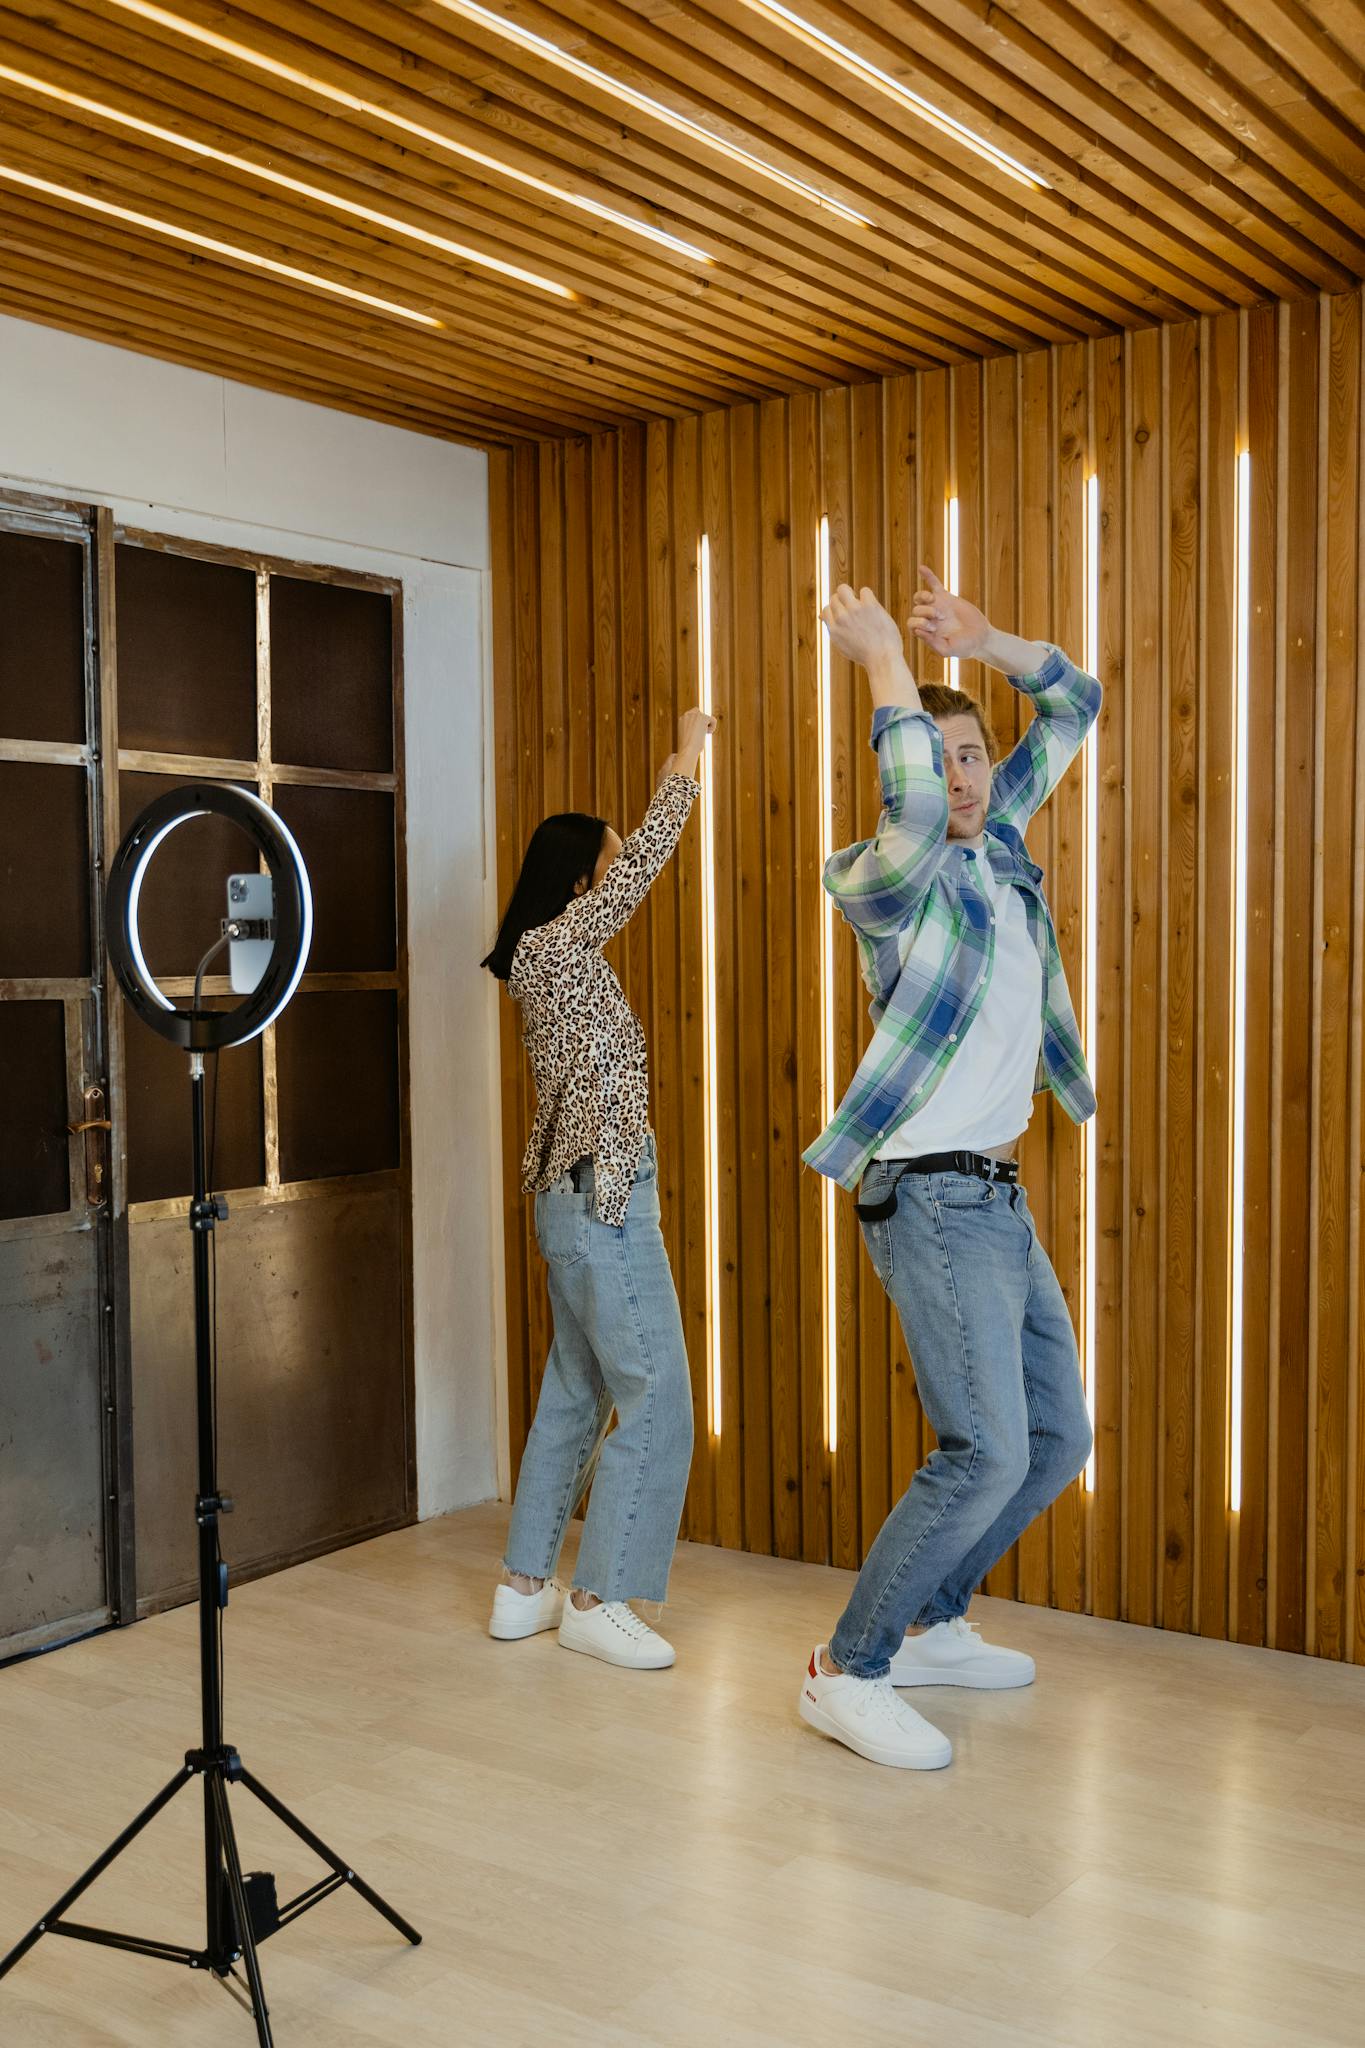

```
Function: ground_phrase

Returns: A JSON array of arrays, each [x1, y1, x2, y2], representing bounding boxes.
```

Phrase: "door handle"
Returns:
[[70, 1088, 111, 1209]]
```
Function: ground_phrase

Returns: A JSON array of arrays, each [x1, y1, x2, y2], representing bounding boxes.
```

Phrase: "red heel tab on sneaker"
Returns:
[[808, 1651, 818, 1678]]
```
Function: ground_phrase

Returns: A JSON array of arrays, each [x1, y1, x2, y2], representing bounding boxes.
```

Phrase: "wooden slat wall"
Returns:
[[490, 286, 1365, 1663]]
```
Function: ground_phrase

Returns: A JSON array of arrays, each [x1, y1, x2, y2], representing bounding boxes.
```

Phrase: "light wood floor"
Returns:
[[2, 1505, 1364, 2047]]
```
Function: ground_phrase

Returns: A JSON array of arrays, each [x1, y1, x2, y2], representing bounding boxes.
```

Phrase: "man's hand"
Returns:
[[822, 585, 905, 670], [909, 566, 990, 661], [911, 563, 1053, 677], [822, 585, 921, 713]]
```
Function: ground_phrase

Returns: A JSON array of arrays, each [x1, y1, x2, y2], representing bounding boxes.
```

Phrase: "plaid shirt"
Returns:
[[803, 645, 1102, 1190]]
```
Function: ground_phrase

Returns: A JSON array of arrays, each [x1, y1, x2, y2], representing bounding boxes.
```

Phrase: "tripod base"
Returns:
[[0, 1055, 420, 2041], [0, 1745, 421, 2047]]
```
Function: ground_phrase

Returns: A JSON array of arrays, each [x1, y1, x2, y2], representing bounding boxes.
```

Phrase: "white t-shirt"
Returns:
[[876, 848, 1044, 1160]]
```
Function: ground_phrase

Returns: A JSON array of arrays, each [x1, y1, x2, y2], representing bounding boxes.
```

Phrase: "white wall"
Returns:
[[0, 313, 505, 1520]]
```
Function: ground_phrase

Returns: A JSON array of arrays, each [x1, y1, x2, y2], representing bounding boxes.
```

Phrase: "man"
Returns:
[[798, 568, 1100, 1770]]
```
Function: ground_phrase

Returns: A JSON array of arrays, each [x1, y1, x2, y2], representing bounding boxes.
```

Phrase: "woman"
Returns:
[[482, 706, 716, 1669]]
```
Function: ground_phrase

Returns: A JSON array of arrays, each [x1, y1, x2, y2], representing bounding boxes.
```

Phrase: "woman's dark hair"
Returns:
[[481, 811, 608, 980]]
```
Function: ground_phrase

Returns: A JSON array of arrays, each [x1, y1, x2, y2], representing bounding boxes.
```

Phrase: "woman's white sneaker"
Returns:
[[559, 1598, 675, 1669], [888, 1616, 1035, 1689], [488, 1578, 565, 1641], [798, 1649, 952, 1769]]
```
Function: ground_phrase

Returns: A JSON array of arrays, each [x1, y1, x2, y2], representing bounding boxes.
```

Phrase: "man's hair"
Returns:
[[917, 683, 998, 764]]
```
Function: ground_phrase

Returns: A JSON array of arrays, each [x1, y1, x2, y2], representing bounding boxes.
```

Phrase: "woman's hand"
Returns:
[[658, 706, 717, 785]]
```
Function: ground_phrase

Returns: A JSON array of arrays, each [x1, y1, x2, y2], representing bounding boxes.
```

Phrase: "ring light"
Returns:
[[106, 783, 313, 1051]]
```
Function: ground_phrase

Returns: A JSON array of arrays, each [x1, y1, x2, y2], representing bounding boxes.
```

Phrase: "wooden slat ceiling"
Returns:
[[0, 0, 1362, 447]]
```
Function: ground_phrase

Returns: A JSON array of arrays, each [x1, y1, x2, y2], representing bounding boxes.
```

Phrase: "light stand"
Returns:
[[0, 785, 420, 2044]]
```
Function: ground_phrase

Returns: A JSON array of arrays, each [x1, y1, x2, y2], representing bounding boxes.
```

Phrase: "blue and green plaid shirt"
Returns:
[[803, 645, 1102, 1190]]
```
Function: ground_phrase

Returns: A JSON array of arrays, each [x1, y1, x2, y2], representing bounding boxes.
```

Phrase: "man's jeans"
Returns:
[[505, 1136, 693, 1604], [830, 1162, 1092, 1679]]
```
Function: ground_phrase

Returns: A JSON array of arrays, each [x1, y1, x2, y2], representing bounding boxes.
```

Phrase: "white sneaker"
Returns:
[[558, 1598, 675, 1669], [888, 1616, 1035, 1690], [488, 1578, 566, 1641], [798, 1648, 952, 1770]]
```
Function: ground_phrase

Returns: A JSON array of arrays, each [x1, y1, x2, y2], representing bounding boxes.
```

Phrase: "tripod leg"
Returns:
[[239, 1770, 422, 1946], [0, 1764, 195, 1979], [210, 1774, 273, 2048]]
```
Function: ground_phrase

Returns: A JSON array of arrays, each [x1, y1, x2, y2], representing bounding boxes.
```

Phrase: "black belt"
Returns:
[[855, 1151, 1020, 1220]]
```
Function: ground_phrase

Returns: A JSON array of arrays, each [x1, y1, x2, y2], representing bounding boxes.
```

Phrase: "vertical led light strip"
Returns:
[[697, 535, 723, 1438], [1082, 472, 1100, 1492], [1229, 450, 1252, 1513], [945, 495, 961, 690], [817, 516, 839, 1453]]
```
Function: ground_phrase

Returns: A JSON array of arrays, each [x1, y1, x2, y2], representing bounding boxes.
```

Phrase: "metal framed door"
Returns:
[[0, 495, 134, 1659], [110, 529, 416, 1615], [1, 488, 414, 1651]]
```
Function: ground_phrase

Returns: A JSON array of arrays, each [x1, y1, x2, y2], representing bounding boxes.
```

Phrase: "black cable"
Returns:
[[193, 932, 231, 1018]]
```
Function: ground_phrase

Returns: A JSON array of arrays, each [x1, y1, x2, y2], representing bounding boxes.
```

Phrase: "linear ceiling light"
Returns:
[[0, 62, 574, 300], [108, 0, 711, 263], [431, 0, 871, 226], [0, 161, 443, 325], [736, 0, 1048, 190]]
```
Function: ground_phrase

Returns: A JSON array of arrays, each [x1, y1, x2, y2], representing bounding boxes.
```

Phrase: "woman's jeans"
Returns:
[[830, 1163, 1093, 1680], [504, 1136, 694, 1604]]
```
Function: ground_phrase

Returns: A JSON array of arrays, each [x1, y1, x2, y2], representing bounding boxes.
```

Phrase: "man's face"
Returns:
[[936, 713, 993, 841]]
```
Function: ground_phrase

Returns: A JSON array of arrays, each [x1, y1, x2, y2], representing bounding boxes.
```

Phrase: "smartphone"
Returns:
[[226, 873, 276, 994]]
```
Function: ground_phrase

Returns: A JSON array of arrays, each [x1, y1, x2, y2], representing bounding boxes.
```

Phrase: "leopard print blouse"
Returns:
[[509, 773, 699, 1227]]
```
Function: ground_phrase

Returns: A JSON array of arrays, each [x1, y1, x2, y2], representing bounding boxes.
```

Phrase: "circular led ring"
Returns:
[[107, 783, 313, 1051]]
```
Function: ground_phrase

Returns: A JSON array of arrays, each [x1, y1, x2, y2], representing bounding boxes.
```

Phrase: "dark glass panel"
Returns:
[[272, 784, 396, 974], [276, 991, 400, 1184], [0, 531, 86, 745], [0, 761, 90, 978], [116, 545, 256, 760], [270, 578, 393, 775]]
